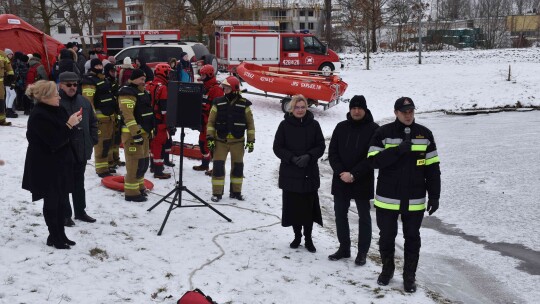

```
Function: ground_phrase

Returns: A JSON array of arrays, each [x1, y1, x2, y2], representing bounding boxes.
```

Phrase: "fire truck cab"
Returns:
[[214, 21, 341, 74]]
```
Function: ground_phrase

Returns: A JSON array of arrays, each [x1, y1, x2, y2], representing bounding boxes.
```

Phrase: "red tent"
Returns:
[[0, 14, 64, 75]]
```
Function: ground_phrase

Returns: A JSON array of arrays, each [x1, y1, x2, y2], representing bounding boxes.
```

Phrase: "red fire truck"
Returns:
[[100, 30, 181, 56], [214, 21, 341, 74]]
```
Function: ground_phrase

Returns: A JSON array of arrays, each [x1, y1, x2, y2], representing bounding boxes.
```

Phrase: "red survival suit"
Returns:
[[193, 74, 224, 171], [146, 70, 172, 179]]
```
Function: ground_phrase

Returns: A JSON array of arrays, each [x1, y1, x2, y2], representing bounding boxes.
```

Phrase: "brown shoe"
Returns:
[[193, 165, 209, 171]]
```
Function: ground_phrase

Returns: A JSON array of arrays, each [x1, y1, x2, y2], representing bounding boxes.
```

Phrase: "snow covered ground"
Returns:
[[1, 48, 539, 303]]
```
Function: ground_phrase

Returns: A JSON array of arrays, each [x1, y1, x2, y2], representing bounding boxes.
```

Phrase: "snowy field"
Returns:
[[1, 48, 539, 303]]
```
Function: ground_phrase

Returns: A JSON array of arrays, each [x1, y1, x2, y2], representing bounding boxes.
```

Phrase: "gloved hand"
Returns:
[[245, 141, 254, 153], [427, 199, 439, 215], [207, 138, 215, 152], [398, 140, 412, 155], [133, 134, 144, 145], [294, 154, 311, 168], [168, 126, 177, 136], [4, 74, 15, 87]]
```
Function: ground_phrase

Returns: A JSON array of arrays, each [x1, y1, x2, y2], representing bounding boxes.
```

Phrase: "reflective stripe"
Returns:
[[426, 150, 438, 159], [374, 195, 426, 211], [120, 99, 134, 103], [234, 123, 246, 126], [426, 155, 440, 165], [207, 127, 215, 131], [231, 177, 243, 184], [385, 143, 398, 149], [126, 120, 137, 127], [101, 98, 113, 102], [216, 102, 227, 106], [411, 144, 427, 152], [97, 81, 104, 85], [95, 162, 109, 169], [96, 113, 112, 119], [367, 146, 383, 158], [141, 113, 153, 117], [124, 183, 139, 190], [367, 150, 380, 157], [247, 130, 255, 134], [412, 138, 430, 145], [212, 180, 225, 186], [235, 104, 246, 108], [382, 138, 401, 145]]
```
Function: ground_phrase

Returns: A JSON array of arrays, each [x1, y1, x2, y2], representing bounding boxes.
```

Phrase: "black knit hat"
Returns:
[[394, 97, 415, 112], [90, 58, 102, 69], [349, 95, 367, 110], [130, 68, 146, 80], [104, 63, 115, 75]]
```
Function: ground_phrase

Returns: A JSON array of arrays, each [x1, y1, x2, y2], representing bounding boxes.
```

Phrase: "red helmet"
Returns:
[[154, 63, 172, 78], [221, 76, 240, 92], [199, 64, 215, 79]]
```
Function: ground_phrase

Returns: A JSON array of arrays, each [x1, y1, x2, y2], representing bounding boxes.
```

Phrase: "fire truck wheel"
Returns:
[[204, 54, 218, 74], [319, 63, 334, 76], [281, 97, 292, 113]]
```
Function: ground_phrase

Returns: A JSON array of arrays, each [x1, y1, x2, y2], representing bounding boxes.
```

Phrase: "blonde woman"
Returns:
[[273, 94, 325, 253], [22, 80, 82, 249]]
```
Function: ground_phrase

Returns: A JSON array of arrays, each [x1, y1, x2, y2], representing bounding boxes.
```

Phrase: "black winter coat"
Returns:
[[369, 119, 441, 211], [22, 102, 75, 201], [273, 111, 326, 193], [329, 111, 379, 199], [59, 90, 98, 163]]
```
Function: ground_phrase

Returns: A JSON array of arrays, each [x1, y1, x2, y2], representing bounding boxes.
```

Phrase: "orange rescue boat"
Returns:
[[236, 62, 347, 111]]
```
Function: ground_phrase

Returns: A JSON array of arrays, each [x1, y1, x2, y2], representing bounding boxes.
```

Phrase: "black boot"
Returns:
[[229, 192, 245, 201], [377, 253, 395, 286], [328, 247, 351, 261], [403, 253, 419, 293], [6, 108, 18, 118], [163, 152, 175, 167], [303, 224, 316, 253], [153, 165, 171, 179], [355, 252, 367, 266], [290, 225, 302, 248]]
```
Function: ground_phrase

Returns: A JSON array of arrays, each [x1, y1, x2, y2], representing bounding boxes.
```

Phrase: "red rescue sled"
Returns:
[[236, 62, 348, 112], [101, 175, 154, 192], [170, 142, 203, 160]]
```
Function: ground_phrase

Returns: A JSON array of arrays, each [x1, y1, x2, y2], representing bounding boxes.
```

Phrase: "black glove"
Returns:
[[168, 126, 177, 136], [4, 74, 15, 87], [294, 154, 311, 168], [398, 140, 412, 155], [133, 134, 144, 145], [427, 199, 439, 215]]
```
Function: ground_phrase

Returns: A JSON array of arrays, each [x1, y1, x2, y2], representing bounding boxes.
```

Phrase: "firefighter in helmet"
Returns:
[[193, 64, 224, 174], [206, 76, 255, 202], [146, 63, 173, 179], [118, 69, 154, 202], [81, 58, 117, 177]]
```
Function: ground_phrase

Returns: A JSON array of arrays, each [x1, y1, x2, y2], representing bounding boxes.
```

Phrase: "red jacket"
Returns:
[[200, 77, 224, 140], [145, 76, 168, 123]]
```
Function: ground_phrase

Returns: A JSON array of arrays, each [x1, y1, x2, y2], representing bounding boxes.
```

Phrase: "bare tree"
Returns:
[[324, 0, 333, 48], [472, 0, 512, 48], [386, 0, 415, 50], [59, 0, 110, 48], [186, 0, 237, 42], [437, 0, 471, 20], [145, 0, 192, 30]]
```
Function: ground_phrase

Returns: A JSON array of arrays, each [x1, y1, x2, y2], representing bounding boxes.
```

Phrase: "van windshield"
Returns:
[[303, 36, 325, 55]]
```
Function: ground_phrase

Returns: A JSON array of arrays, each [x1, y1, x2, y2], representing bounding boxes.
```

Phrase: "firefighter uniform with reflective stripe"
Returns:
[[118, 83, 154, 197], [82, 73, 116, 175], [145, 78, 169, 171], [367, 119, 441, 268], [0, 50, 15, 125], [198, 77, 224, 168], [207, 94, 255, 196]]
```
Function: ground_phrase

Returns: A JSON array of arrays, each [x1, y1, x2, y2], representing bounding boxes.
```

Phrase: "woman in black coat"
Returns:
[[22, 80, 83, 249], [273, 94, 326, 253]]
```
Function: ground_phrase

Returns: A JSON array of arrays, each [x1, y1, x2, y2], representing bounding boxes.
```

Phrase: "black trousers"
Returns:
[[334, 195, 372, 254], [64, 161, 87, 218], [43, 185, 68, 241], [376, 208, 424, 257]]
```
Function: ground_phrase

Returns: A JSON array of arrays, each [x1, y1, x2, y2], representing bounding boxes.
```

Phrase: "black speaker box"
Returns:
[[166, 81, 203, 130]]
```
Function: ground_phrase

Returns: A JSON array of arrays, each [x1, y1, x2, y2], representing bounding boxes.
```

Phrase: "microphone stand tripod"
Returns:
[[147, 127, 232, 235]]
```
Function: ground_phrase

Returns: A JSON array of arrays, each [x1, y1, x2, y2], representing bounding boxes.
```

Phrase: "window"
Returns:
[[299, 10, 305, 17], [56, 11, 64, 18], [282, 37, 300, 51], [303, 36, 325, 54], [300, 23, 305, 30], [308, 10, 314, 17], [308, 23, 314, 30], [58, 25, 66, 34]]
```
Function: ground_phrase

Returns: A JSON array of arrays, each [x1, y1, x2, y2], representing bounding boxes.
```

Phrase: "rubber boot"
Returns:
[[290, 225, 302, 248], [403, 253, 419, 293], [377, 252, 395, 286]]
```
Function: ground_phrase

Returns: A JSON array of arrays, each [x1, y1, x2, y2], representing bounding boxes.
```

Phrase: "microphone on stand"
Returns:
[[404, 127, 411, 142]]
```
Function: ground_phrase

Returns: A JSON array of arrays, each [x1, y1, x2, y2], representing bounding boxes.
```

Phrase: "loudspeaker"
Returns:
[[167, 81, 203, 130]]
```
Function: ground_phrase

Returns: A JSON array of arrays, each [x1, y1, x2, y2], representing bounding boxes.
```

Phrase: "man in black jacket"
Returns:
[[59, 72, 98, 225], [328, 95, 379, 265], [367, 97, 441, 293]]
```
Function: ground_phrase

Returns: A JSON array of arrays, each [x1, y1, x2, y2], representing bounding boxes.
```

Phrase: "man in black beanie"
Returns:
[[82, 58, 117, 177], [118, 69, 154, 202], [328, 95, 379, 266]]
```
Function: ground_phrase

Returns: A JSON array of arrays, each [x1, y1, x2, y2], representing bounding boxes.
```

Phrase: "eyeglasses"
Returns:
[[64, 83, 78, 88], [294, 106, 307, 110]]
